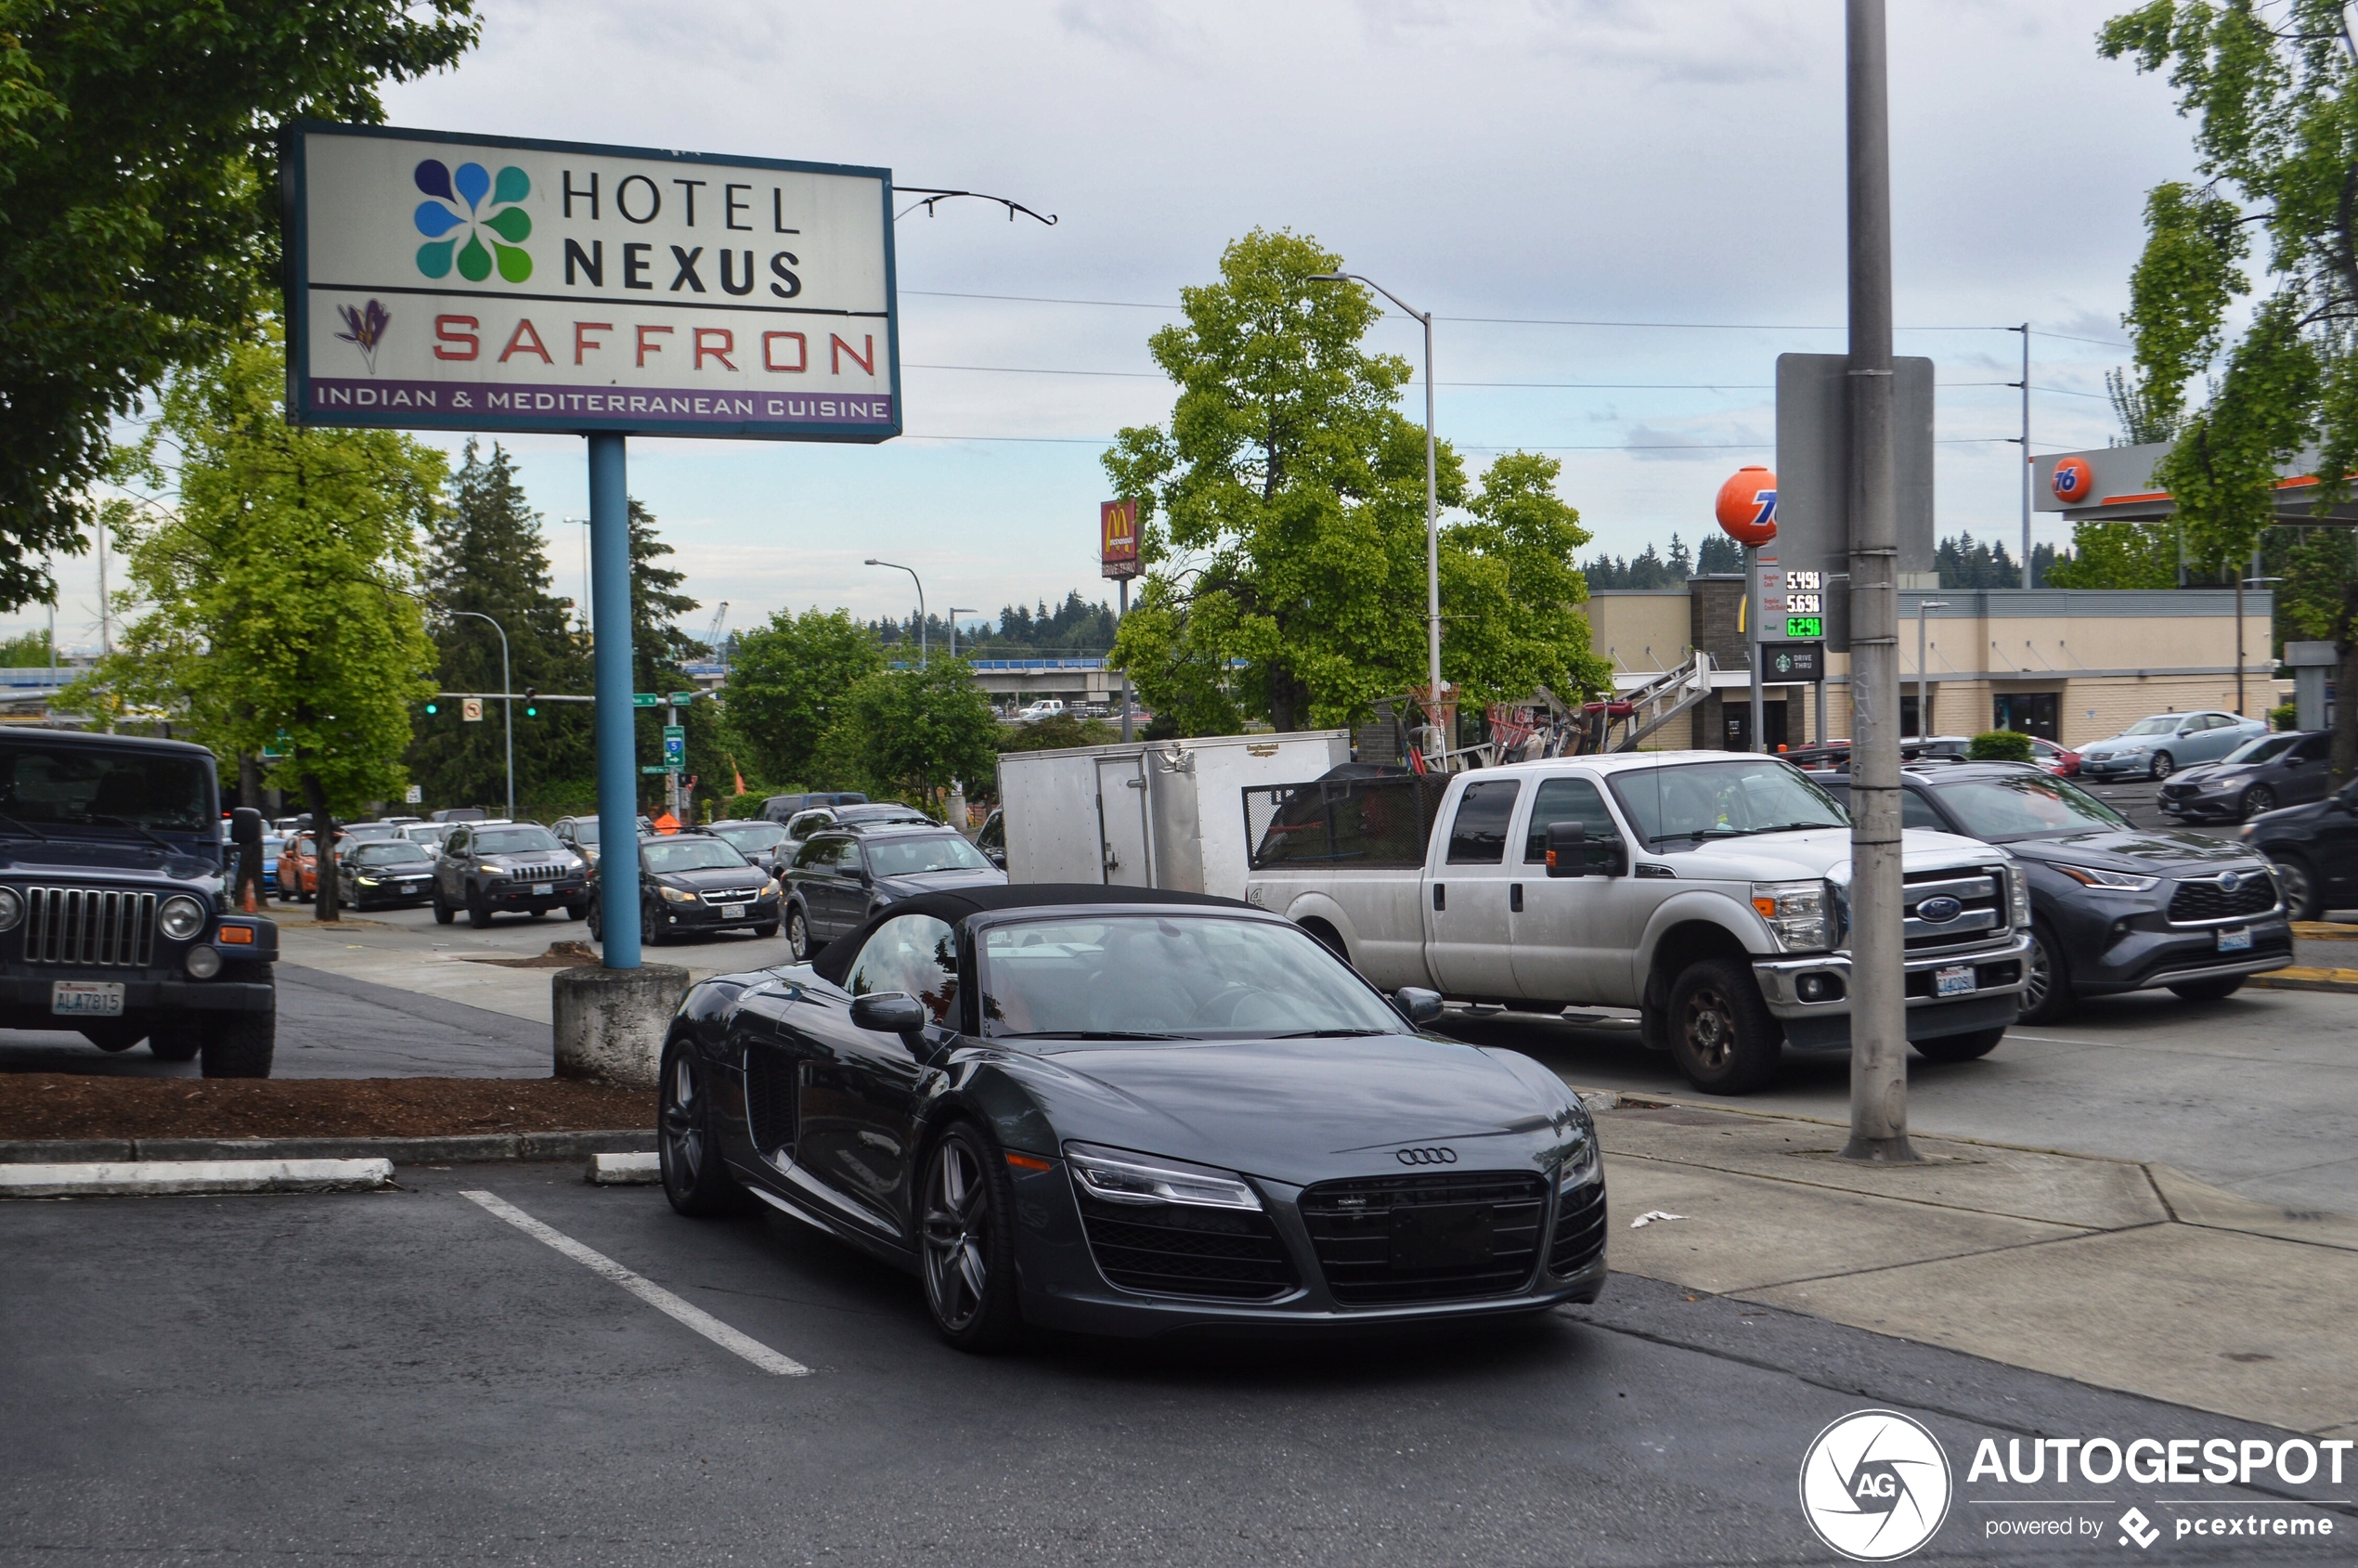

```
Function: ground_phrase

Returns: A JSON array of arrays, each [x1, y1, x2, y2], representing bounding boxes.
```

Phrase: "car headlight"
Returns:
[[761, 876, 781, 896], [2054, 863, 2159, 892], [2007, 863, 2031, 928], [356, 875, 382, 887], [158, 894, 208, 940], [1559, 1130, 1599, 1189], [659, 884, 696, 903], [184, 944, 222, 979], [0, 887, 19, 932], [1751, 880, 1833, 952], [1063, 1142, 1263, 1211]]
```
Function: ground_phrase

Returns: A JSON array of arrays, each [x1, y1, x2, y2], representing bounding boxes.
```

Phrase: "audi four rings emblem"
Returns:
[[1396, 1147, 1458, 1165]]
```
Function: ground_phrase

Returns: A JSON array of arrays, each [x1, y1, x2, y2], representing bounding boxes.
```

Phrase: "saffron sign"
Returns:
[[281, 123, 899, 442]]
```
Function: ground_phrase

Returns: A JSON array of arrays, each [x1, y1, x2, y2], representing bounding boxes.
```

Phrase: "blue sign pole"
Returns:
[[588, 433, 641, 968]]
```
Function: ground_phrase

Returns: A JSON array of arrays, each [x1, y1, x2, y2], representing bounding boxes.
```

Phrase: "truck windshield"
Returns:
[[0, 742, 212, 835], [1609, 759, 1847, 845]]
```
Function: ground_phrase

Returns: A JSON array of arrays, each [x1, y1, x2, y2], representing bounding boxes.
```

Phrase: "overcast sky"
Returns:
[[29, 0, 2195, 652]]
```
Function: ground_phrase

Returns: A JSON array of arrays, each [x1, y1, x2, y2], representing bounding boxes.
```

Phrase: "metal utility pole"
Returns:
[[947, 608, 976, 661], [1748, 544, 1765, 752], [1116, 578, 1134, 742], [1915, 599, 1949, 740], [867, 558, 926, 667], [1309, 270, 1443, 752], [2011, 325, 2031, 588], [1844, 0, 1916, 1163], [439, 608, 514, 823]]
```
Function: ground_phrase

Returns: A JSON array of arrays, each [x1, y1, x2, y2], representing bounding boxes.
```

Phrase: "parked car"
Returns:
[[1244, 752, 2030, 1094], [975, 807, 1005, 869], [253, 834, 284, 894], [2077, 711, 2268, 782], [276, 833, 322, 901], [338, 822, 407, 849], [2157, 730, 2332, 822], [757, 790, 868, 824], [777, 801, 933, 863], [781, 823, 1007, 960], [654, 886, 1608, 1349], [551, 813, 652, 871], [403, 822, 460, 857], [431, 822, 589, 927], [698, 818, 794, 877], [1814, 763, 2287, 1023], [586, 834, 779, 946], [2242, 776, 2358, 920], [337, 838, 438, 911], [429, 807, 489, 823], [2028, 737, 2082, 777], [1010, 699, 1067, 722]]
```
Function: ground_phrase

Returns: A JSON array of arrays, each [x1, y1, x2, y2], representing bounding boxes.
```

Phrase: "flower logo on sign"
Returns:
[[413, 160, 533, 283], [334, 298, 390, 373]]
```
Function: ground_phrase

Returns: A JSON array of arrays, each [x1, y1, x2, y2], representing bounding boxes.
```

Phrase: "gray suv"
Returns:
[[431, 822, 590, 927]]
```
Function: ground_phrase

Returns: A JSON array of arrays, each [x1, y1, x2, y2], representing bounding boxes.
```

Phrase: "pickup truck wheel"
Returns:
[[199, 1010, 274, 1079], [1914, 1026, 2006, 1063], [1666, 958, 1781, 1095], [147, 1018, 202, 1061]]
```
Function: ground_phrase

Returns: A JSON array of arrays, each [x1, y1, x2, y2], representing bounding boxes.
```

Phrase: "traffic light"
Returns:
[[523, 687, 538, 717], [424, 699, 438, 715]]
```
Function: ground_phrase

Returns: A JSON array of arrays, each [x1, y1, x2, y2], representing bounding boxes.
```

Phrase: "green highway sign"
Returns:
[[662, 724, 685, 742], [631, 693, 658, 707], [641, 765, 668, 774]]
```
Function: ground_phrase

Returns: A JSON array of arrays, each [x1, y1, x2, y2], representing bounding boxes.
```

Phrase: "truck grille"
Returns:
[[499, 862, 572, 883], [21, 886, 158, 967], [2169, 873, 2278, 926], [1298, 1171, 1546, 1305], [1903, 867, 2007, 953], [1074, 1191, 1296, 1301], [1549, 1178, 1609, 1276]]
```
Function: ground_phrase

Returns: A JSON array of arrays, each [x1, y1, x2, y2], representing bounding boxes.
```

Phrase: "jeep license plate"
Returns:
[[720, 903, 745, 920], [51, 981, 124, 1017], [1934, 965, 1976, 998], [2217, 927, 2253, 952], [531, 883, 553, 896]]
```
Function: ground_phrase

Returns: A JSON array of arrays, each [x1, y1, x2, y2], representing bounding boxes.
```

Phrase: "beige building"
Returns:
[[1584, 582, 2281, 751]]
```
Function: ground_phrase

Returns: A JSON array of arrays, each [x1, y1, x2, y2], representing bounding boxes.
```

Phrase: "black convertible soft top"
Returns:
[[808, 882, 1248, 985]]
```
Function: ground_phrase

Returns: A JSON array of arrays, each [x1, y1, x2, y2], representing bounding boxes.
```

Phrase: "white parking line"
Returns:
[[460, 1189, 810, 1376]]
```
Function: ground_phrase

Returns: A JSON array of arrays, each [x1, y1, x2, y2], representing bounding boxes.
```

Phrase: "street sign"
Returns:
[[461, 697, 484, 722], [662, 725, 686, 766], [661, 723, 685, 741], [1761, 641, 1825, 683], [281, 123, 900, 444], [631, 693, 658, 707], [668, 691, 697, 705], [1101, 499, 1141, 580], [641, 765, 668, 774], [405, 784, 423, 804], [1774, 354, 1937, 652]]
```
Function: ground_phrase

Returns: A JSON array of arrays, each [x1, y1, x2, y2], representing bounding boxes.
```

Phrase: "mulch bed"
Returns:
[[0, 1075, 653, 1142]]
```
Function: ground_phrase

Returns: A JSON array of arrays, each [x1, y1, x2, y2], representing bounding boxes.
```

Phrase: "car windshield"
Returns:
[[642, 839, 747, 874], [473, 826, 560, 854], [0, 742, 213, 834], [2222, 733, 2297, 765], [355, 842, 431, 866], [568, 820, 600, 844], [1929, 772, 2127, 839], [867, 836, 991, 876], [710, 822, 786, 849], [2121, 716, 2185, 736], [978, 914, 1404, 1040], [1608, 758, 1848, 845]]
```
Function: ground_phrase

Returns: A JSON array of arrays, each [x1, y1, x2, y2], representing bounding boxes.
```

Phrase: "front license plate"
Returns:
[[2217, 927, 2253, 952], [531, 883, 553, 896], [51, 981, 124, 1017], [1934, 965, 1976, 998], [1390, 1202, 1495, 1270], [400, 880, 421, 891], [720, 903, 746, 920]]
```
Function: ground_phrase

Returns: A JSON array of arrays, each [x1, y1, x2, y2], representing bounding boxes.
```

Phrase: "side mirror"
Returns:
[[1545, 821, 1586, 878], [231, 807, 262, 836], [850, 991, 927, 1038], [1393, 987, 1445, 1025]]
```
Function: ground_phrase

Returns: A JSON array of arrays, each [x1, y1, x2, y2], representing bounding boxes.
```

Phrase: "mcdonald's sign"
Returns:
[[1101, 498, 1141, 579]]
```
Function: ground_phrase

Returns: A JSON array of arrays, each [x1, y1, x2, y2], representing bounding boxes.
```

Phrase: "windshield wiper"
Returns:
[[86, 814, 178, 853], [0, 812, 48, 841], [993, 1030, 1195, 1041], [1718, 821, 1841, 838], [1273, 1028, 1392, 1038]]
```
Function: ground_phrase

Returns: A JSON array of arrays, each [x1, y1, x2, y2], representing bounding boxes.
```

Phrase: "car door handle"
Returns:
[[1432, 884, 1445, 912], [1510, 883, 1523, 913]]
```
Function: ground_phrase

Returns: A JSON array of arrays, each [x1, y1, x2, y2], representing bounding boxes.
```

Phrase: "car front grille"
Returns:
[[1074, 1191, 1296, 1301], [498, 862, 572, 883], [699, 888, 767, 904], [1297, 1171, 1547, 1305], [1902, 867, 2009, 952], [2158, 780, 2201, 800], [1549, 1178, 1608, 1276], [20, 886, 158, 967], [2168, 874, 2279, 926]]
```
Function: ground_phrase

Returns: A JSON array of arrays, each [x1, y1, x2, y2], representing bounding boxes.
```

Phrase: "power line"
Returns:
[[906, 361, 2116, 396]]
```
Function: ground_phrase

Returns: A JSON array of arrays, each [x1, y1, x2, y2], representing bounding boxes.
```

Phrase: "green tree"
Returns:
[[409, 441, 590, 815], [827, 660, 1002, 809], [0, 628, 53, 666], [1104, 229, 1602, 735], [77, 325, 441, 919], [724, 607, 885, 785], [2098, 1, 2358, 774], [0, 0, 476, 611], [1438, 451, 1608, 710]]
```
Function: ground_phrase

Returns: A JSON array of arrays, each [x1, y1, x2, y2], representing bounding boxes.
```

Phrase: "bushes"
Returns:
[[2271, 704, 2299, 732], [994, 713, 1121, 754], [1968, 730, 2035, 763]]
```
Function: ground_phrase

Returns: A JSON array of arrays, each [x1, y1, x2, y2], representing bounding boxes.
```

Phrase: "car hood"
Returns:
[[986, 1033, 1579, 1187], [2002, 826, 2261, 876], [876, 866, 1007, 896], [1660, 825, 2002, 883], [483, 852, 581, 872]]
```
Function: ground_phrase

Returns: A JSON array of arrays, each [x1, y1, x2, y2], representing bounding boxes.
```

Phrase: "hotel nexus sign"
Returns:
[[281, 123, 900, 441]]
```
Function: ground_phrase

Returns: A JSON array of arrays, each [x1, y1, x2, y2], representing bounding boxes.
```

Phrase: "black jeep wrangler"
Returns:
[[0, 731, 279, 1076]]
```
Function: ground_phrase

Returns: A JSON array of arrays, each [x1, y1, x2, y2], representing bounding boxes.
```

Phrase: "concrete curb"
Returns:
[[2247, 965, 2358, 993], [0, 1158, 395, 1199], [0, 1129, 653, 1167], [587, 1151, 661, 1185]]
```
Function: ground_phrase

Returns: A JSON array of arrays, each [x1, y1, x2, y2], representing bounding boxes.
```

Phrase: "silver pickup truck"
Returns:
[[1242, 751, 2032, 1093]]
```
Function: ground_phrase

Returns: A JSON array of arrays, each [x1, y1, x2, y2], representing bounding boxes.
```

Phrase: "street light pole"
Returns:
[[867, 558, 926, 668], [1914, 600, 1950, 742], [1309, 269, 1442, 758], [437, 607, 513, 823], [947, 608, 977, 661]]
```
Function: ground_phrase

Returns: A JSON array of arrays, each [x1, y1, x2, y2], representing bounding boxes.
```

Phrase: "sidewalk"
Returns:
[[1586, 1095, 2358, 1438]]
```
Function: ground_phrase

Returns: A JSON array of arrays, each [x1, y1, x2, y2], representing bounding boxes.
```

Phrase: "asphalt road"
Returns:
[[3, 1162, 2344, 1567]]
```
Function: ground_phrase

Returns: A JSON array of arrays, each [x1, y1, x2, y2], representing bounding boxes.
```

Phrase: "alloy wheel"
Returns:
[[2242, 785, 2276, 818], [2273, 857, 2316, 921], [922, 1138, 991, 1334], [661, 1052, 704, 1189], [2024, 930, 2054, 1015], [787, 908, 809, 962], [1681, 985, 1736, 1071], [2152, 752, 2174, 780]]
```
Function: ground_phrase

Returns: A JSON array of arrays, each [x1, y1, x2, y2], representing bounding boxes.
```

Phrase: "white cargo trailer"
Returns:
[[997, 731, 1352, 900]]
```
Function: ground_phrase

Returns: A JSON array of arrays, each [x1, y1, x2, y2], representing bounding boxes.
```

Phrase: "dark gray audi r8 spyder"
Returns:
[[656, 885, 1607, 1351]]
